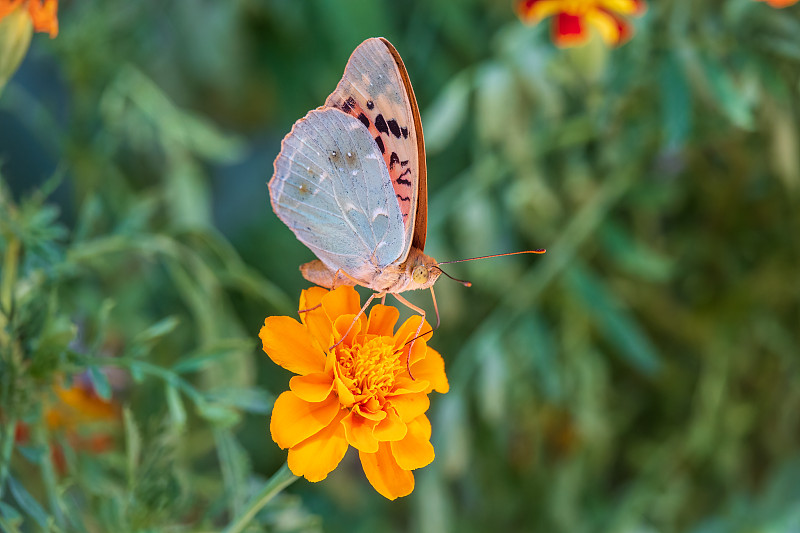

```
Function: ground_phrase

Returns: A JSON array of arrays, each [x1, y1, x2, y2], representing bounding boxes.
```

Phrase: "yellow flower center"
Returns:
[[335, 336, 403, 400]]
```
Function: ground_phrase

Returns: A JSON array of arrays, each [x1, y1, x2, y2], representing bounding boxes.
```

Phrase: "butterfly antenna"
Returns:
[[402, 329, 435, 348], [437, 249, 546, 265], [433, 266, 472, 287]]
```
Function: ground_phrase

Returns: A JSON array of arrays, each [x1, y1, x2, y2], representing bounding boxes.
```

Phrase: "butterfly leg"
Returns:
[[298, 303, 322, 315], [328, 291, 385, 351], [299, 268, 360, 314], [380, 294, 387, 305], [430, 287, 441, 330], [330, 268, 361, 290], [391, 293, 431, 378]]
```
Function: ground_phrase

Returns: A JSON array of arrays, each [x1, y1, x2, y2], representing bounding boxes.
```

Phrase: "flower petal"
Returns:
[[260, 316, 325, 375], [411, 346, 449, 394], [335, 376, 356, 407], [553, 13, 590, 47], [388, 392, 430, 423], [373, 407, 407, 442], [289, 372, 334, 402], [299, 287, 328, 312], [287, 410, 348, 482], [393, 315, 433, 350], [27, 0, 58, 38], [599, 0, 640, 15], [366, 305, 399, 336], [299, 287, 333, 349], [342, 410, 379, 453], [355, 403, 387, 421], [516, 0, 564, 23], [391, 376, 430, 395], [391, 415, 434, 471], [585, 8, 625, 44], [322, 286, 361, 320], [270, 391, 341, 449], [359, 442, 415, 500], [333, 314, 363, 346]]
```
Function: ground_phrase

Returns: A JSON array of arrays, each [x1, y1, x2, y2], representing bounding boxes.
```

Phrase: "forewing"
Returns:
[[269, 107, 407, 281], [325, 37, 428, 256]]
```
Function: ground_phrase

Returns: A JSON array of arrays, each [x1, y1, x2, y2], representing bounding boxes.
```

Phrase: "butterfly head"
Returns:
[[402, 248, 442, 291]]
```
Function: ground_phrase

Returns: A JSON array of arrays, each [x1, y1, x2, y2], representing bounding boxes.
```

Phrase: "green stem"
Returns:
[[0, 416, 17, 500], [222, 462, 297, 533], [0, 236, 20, 345], [31, 422, 65, 529]]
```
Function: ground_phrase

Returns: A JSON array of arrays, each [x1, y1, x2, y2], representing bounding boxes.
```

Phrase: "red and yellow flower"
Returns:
[[0, 0, 58, 37], [260, 286, 449, 500], [516, 0, 646, 48], [754, 0, 798, 7]]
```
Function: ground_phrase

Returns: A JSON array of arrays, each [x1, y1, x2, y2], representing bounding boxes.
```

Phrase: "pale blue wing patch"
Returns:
[[269, 107, 406, 281]]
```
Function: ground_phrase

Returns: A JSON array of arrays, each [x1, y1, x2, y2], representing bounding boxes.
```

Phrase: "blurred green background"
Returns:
[[2, 0, 800, 531]]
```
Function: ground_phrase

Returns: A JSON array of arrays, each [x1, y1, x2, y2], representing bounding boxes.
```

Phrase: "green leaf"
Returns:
[[600, 222, 673, 281], [0, 501, 22, 524], [16, 445, 46, 465], [205, 387, 274, 415], [88, 366, 112, 401], [7, 475, 49, 530], [701, 55, 754, 130], [423, 71, 471, 154], [165, 383, 187, 429], [660, 51, 691, 148], [215, 429, 248, 518], [135, 316, 180, 345], [123, 408, 141, 486], [171, 339, 253, 374], [195, 400, 240, 427], [566, 264, 661, 375]]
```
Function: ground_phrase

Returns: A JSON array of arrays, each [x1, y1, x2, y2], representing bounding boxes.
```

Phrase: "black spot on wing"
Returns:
[[341, 96, 356, 113], [396, 168, 412, 186], [367, 100, 374, 110], [401, 160, 409, 167], [387, 119, 402, 138], [358, 113, 370, 128], [375, 114, 389, 135], [396, 194, 410, 202], [389, 152, 400, 170], [401, 127, 409, 138], [374, 136, 385, 154]]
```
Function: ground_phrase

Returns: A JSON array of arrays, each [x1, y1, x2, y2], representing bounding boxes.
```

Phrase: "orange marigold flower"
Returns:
[[516, 0, 646, 48], [754, 0, 798, 7], [260, 286, 449, 500], [0, 0, 58, 37], [45, 381, 119, 430], [14, 377, 119, 473]]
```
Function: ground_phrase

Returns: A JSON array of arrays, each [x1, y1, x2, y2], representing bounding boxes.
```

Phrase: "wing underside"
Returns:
[[269, 107, 407, 280]]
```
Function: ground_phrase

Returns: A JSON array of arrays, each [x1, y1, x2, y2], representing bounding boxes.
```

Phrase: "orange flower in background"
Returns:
[[45, 381, 119, 430], [754, 0, 798, 7], [0, 0, 58, 37], [516, 0, 646, 48], [15, 377, 119, 473], [260, 286, 449, 500]]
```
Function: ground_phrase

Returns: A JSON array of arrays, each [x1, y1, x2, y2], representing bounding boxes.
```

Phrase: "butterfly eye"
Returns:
[[411, 265, 429, 284]]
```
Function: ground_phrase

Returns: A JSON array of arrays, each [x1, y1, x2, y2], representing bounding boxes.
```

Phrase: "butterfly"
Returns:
[[269, 37, 544, 346]]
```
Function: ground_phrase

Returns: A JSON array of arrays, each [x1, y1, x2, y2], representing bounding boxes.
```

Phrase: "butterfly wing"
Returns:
[[269, 107, 407, 281], [324, 37, 428, 257]]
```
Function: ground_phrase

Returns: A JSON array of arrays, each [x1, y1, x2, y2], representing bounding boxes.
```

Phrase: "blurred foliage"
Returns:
[[1, 0, 800, 531]]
